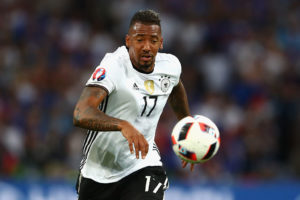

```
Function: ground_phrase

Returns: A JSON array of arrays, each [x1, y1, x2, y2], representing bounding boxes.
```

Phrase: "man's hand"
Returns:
[[120, 121, 149, 159], [181, 160, 195, 171]]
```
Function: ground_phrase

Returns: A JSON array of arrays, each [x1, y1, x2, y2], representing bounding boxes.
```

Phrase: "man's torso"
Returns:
[[81, 46, 181, 183]]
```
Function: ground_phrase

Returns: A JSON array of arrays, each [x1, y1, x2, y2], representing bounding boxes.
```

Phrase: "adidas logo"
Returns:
[[133, 83, 139, 90]]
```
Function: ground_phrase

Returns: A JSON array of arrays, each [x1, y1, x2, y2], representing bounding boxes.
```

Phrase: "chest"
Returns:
[[113, 70, 177, 118]]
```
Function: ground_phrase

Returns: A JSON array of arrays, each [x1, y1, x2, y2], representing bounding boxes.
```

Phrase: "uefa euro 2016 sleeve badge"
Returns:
[[92, 68, 106, 81], [159, 75, 171, 93]]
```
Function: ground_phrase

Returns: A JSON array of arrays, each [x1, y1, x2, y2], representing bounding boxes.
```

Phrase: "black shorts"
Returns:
[[76, 166, 169, 200]]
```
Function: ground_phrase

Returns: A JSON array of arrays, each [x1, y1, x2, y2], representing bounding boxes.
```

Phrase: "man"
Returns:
[[73, 9, 193, 200]]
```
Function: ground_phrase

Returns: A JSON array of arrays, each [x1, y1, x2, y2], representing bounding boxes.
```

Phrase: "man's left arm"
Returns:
[[168, 79, 195, 171], [168, 79, 190, 120]]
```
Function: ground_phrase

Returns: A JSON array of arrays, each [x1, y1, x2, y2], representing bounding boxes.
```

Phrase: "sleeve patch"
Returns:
[[92, 68, 106, 81]]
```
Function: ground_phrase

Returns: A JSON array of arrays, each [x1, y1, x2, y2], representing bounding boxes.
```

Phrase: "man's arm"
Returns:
[[73, 86, 120, 131], [168, 79, 191, 120], [168, 80, 195, 170], [73, 86, 148, 159]]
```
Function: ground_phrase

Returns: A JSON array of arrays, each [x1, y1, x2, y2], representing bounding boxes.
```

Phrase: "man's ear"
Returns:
[[125, 34, 130, 48], [160, 37, 163, 50]]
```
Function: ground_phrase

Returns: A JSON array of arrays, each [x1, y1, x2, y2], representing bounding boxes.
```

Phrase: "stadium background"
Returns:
[[0, 0, 299, 199]]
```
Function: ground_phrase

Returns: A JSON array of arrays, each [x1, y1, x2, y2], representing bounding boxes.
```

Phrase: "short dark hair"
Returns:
[[129, 9, 161, 28]]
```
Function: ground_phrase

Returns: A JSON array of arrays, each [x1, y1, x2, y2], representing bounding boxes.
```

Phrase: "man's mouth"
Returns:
[[141, 55, 152, 62]]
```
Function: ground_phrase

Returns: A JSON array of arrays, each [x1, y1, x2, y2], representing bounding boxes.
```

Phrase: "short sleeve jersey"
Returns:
[[81, 46, 181, 183]]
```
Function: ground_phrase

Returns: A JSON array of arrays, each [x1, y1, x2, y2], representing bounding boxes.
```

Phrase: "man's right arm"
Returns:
[[73, 86, 148, 159], [73, 86, 121, 131]]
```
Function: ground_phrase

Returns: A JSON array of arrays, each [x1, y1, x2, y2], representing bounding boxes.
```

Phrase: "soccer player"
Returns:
[[73, 9, 192, 200]]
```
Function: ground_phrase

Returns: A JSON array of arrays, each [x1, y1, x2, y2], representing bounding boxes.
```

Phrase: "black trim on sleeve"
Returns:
[[99, 96, 109, 113], [86, 84, 109, 95], [103, 96, 109, 113]]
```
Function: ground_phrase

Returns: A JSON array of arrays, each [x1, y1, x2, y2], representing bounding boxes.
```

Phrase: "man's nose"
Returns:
[[142, 40, 151, 51]]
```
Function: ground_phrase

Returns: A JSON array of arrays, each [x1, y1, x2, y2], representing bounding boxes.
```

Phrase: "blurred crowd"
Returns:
[[0, 0, 299, 184]]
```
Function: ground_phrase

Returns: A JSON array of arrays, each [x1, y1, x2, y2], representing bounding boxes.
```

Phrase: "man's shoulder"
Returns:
[[106, 46, 128, 60], [156, 52, 180, 65], [156, 52, 181, 72], [155, 52, 181, 76], [101, 46, 128, 67]]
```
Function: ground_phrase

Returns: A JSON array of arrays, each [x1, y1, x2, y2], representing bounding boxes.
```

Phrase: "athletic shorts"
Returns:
[[76, 166, 169, 200]]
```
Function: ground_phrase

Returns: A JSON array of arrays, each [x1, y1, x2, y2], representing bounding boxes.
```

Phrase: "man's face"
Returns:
[[126, 22, 163, 73]]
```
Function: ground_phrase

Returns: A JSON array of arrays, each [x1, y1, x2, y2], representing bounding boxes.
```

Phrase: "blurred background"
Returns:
[[0, 0, 300, 199]]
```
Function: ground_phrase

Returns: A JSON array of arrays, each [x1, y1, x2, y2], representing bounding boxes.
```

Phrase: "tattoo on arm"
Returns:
[[80, 106, 121, 131], [73, 86, 123, 131]]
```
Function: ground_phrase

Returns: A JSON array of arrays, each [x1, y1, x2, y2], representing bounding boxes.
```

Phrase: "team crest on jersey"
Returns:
[[144, 80, 155, 94], [159, 75, 171, 93], [92, 68, 106, 81]]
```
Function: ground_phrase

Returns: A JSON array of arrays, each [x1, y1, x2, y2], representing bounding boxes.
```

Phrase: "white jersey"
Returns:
[[81, 46, 181, 183]]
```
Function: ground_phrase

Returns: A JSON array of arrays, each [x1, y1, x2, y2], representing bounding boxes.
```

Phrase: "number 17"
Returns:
[[141, 96, 158, 117]]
